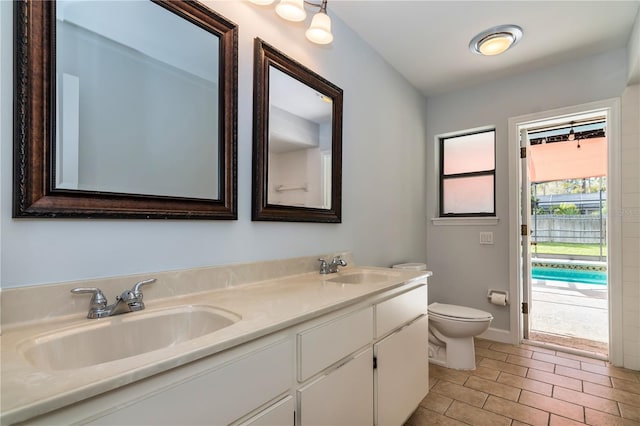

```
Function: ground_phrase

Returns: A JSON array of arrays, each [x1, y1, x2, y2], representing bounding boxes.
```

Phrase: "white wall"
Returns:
[[617, 10, 640, 370], [627, 9, 640, 84], [620, 85, 640, 370], [425, 48, 629, 332], [0, 1, 428, 288]]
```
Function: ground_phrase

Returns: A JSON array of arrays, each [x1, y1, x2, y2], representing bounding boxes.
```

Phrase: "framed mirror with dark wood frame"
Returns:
[[13, 0, 238, 219], [252, 38, 343, 223]]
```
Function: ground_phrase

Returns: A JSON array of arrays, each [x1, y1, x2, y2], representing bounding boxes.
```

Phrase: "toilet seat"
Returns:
[[428, 302, 493, 322]]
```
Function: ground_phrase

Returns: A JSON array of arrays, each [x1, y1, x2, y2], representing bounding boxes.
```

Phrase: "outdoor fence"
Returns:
[[531, 215, 607, 244]]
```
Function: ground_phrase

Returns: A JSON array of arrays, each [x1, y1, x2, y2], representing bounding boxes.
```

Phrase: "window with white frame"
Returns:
[[440, 129, 496, 216]]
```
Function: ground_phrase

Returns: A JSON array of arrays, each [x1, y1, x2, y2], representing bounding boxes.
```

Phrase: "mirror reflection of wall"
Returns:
[[56, 0, 220, 200], [267, 66, 332, 209]]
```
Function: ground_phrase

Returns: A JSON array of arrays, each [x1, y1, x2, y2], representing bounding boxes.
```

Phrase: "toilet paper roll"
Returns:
[[490, 293, 507, 306]]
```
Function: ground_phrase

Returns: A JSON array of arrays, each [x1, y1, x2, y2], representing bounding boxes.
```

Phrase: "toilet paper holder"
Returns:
[[487, 289, 509, 305]]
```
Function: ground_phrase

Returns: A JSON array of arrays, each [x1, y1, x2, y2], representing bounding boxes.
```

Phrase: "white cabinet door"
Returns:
[[298, 348, 373, 426], [375, 315, 429, 426]]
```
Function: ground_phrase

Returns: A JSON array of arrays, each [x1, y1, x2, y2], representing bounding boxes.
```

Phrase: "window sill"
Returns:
[[431, 217, 500, 226]]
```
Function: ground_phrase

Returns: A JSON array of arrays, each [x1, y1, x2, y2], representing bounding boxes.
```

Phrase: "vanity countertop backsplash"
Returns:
[[0, 253, 431, 424]]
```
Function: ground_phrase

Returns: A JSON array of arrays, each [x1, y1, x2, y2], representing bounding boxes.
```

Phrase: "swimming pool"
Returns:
[[532, 266, 607, 285]]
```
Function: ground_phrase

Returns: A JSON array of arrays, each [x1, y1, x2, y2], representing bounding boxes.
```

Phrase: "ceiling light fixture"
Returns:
[[469, 24, 523, 56], [250, 0, 333, 45]]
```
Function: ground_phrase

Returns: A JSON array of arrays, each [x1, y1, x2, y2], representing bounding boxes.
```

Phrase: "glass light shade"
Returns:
[[477, 33, 514, 56], [305, 12, 333, 44], [248, 0, 275, 4], [469, 25, 522, 56], [276, 0, 306, 22]]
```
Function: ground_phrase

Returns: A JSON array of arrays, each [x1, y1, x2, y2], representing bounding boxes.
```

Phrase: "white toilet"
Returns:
[[427, 302, 493, 370], [392, 263, 493, 370]]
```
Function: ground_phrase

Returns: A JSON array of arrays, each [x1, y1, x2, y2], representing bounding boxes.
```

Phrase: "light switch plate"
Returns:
[[480, 231, 494, 245]]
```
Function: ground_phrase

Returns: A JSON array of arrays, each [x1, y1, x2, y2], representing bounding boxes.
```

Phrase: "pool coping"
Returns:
[[532, 258, 607, 271]]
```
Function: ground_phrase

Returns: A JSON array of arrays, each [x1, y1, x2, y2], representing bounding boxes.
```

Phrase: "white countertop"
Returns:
[[0, 265, 430, 424]]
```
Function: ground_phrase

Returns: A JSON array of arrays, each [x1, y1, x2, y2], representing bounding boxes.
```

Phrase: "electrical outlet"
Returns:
[[480, 231, 494, 245]]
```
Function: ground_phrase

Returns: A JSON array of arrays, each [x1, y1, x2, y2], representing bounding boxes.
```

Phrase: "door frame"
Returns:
[[519, 128, 532, 341], [507, 98, 622, 364]]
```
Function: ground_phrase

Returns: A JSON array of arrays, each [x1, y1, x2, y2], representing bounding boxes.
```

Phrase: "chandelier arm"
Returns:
[[304, 0, 327, 12]]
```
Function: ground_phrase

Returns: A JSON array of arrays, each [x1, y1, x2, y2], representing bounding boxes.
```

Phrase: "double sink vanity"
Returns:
[[1, 254, 431, 425]]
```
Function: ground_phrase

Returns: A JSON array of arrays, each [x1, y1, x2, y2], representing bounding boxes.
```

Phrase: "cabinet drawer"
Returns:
[[375, 285, 427, 338], [238, 395, 294, 426], [88, 338, 293, 426], [298, 348, 374, 426], [298, 307, 373, 381]]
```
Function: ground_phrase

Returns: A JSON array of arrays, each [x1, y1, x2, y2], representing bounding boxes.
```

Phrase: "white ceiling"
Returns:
[[329, 1, 640, 97]]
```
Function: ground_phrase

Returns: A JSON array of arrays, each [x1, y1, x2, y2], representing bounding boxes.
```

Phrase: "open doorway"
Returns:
[[519, 112, 610, 357]]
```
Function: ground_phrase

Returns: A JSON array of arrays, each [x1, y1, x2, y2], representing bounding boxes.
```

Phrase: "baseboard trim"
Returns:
[[479, 327, 514, 344]]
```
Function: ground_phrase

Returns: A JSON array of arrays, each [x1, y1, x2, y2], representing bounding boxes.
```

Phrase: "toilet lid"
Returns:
[[428, 302, 493, 320]]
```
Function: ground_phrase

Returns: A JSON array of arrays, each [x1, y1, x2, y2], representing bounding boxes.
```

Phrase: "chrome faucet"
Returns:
[[318, 256, 348, 274], [71, 278, 156, 319]]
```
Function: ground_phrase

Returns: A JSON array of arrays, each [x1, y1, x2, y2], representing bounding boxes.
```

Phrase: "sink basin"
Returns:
[[326, 272, 394, 284], [20, 305, 240, 371]]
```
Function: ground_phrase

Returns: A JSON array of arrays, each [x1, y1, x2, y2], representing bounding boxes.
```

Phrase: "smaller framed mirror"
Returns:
[[252, 38, 343, 222]]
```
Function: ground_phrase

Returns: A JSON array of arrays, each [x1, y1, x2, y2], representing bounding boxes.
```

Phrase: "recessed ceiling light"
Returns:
[[470, 25, 523, 56]]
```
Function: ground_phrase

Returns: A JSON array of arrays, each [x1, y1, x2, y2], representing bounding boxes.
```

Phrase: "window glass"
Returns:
[[443, 132, 495, 175], [440, 129, 495, 216], [442, 175, 494, 214]]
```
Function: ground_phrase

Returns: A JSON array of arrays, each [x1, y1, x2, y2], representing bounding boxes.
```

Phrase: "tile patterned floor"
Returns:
[[405, 339, 640, 425]]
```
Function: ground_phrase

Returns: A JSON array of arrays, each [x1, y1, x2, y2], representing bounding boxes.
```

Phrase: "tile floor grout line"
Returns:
[[406, 342, 639, 426]]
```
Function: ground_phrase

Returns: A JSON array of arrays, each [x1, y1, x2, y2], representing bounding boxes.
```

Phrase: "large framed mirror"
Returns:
[[252, 39, 343, 223], [13, 0, 238, 219]]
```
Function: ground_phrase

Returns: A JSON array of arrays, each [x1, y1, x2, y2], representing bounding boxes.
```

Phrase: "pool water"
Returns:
[[532, 266, 607, 285]]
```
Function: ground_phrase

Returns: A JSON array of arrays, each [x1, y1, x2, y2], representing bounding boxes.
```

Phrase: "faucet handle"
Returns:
[[332, 255, 347, 266], [318, 258, 329, 274], [129, 278, 156, 311], [131, 278, 156, 298], [70, 287, 108, 312]]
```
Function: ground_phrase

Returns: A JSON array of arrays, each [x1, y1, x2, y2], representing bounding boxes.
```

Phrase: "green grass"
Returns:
[[532, 242, 607, 257]]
